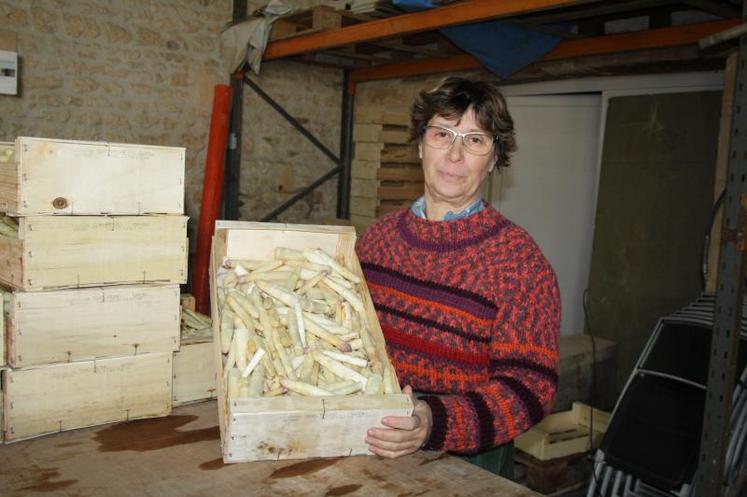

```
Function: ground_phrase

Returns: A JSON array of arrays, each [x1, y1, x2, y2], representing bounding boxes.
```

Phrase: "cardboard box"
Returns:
[[516, 402, 610, 461]]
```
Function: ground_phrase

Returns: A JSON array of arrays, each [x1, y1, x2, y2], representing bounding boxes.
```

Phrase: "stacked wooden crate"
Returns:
[[0, 137, 187, 442], [350, 107, 422, 233]]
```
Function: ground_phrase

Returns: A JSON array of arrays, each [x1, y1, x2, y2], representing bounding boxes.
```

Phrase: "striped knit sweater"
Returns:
[[356, 203, 560, 454]]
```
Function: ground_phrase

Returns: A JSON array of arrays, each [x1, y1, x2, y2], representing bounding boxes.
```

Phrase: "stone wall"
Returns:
[[0, 0, 342, 231]]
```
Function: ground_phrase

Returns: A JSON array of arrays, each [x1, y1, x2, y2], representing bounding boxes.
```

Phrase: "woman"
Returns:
[[356, 77, 561, 478]]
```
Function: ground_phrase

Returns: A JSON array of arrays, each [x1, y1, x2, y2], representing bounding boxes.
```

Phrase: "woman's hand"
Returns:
[[365, 385, 433, 458]]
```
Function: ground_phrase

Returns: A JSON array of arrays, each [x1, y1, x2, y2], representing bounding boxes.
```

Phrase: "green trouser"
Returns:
[[459, 441, 515, 481]]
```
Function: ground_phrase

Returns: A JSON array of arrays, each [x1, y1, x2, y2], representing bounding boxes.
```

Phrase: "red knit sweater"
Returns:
[[356, 203, 560, 454]]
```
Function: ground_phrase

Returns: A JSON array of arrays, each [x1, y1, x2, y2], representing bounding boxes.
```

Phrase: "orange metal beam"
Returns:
[[349, 19, 740, 87], [264, 0, 597, 60]]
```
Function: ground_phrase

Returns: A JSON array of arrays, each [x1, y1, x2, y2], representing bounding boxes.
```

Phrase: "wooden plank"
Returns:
[[5, 215, 188, 291], [3, 352, 172, 441], [355, 107, 409, 126], [351, 159, 378, 180], [353, 142, 383, 162], [378, 167, 423, 182], [6, 137, 185, 215], [210, 223, 412, 462], [172, 341, 217, 407], [349, 19, 739, 84], [0, 400, 543, 496], [264, 0, 594, 60], [354, 124, 410, 144], [0, 232, 23, 290], [7, 285, 180, 368], [381, 144, 418, 164], [378, 184, 423, 201]]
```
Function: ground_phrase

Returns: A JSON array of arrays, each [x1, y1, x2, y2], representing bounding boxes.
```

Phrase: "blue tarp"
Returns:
[[394, 0, 563, 78]]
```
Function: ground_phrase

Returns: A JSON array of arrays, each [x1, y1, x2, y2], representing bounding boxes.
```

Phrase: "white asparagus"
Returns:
[[219, 308, 235, 354], [322, 277, 364, 312], [241, 348, 266, 378], [224, 340, 237, 379], [227, 368, 241, 399], [297, 270, 327, 295], [305, 248, 361, 284], [364, 373, 383, 395], [252, 259, 284, 273], [303, 312, 350, 335], [280, 377, 333, 396], [304, 316, 352, 352], [294, 302, 307, 348], [256, 280, 300, 308], [247, 364, 265, 396], [312, 350, 368, 388], [321, 349, 368, 368], [330, 382, 363, 395], [234, 327, 250, 371]]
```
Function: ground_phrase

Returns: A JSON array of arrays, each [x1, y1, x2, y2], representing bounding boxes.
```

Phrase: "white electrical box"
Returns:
[[0, 50, 18, 95]]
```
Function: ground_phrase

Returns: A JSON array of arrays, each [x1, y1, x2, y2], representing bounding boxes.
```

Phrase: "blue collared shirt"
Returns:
[[411, 196, 484, 221]]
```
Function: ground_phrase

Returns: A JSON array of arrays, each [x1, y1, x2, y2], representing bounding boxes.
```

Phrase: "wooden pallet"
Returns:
[[350, 107, 420, 232]]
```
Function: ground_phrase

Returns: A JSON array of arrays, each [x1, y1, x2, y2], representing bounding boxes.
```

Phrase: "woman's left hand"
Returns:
[[365, 385, 433, 458]]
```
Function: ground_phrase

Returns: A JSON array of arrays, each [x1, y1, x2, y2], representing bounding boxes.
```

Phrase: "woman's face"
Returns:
[[419, 107, 496, 211]]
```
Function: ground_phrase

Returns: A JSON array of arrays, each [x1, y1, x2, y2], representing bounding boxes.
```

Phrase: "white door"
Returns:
[[489, 95, 601, 336]]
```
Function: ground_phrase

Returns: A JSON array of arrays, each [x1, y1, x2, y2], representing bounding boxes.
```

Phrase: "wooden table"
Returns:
[[0, 401, 540, 497]]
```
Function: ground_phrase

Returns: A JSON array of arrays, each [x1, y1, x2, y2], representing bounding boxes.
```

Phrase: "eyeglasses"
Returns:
[[423, 125, 495, 156]]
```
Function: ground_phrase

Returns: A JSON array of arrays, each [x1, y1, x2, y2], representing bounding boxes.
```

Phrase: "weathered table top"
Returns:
[[0, 400, 540, 497]]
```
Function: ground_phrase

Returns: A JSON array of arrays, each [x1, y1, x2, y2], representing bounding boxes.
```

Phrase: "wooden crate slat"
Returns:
[[172, 341, 216, 407], [377, 166, 423, 182], [381, 144, 418, 164], [1, 215, 188, 291], [7, 285, 180, 368], [1, 137, 185, 216], [3, 352, 172, 441], [378, 183, 423, 201]]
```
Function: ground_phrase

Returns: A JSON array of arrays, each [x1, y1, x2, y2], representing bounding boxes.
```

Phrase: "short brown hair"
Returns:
[[410, 77, 516, 169]]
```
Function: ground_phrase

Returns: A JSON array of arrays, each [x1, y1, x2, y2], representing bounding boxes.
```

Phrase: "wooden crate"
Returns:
[[0, 137, 185, 216], [210, 221, 412, 463], [5, 284, 180, 368], [515, 402, 610, 461], [2, 352, 172, 441], [0, 215, 187, 291], [172, 341, 217, 407]]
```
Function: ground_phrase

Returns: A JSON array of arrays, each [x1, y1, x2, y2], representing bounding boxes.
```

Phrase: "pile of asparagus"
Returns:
[[216, 246, 398, 400], [181, 307, 212, 343]]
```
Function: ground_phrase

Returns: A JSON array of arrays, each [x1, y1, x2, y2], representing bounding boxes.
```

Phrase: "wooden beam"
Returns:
[[542, 18, 738, 60], [264, 0, 598, 60], [681, 0, 741, 19], [350, 19, 739, 85]]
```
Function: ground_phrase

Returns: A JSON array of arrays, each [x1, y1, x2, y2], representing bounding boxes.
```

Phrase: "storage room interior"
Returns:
[[0, 1, 745, 496]]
